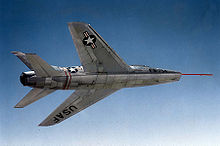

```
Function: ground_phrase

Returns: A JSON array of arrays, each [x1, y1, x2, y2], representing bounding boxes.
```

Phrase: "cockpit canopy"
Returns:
[[51, 65, 84, 73], [130, 65, 178, 73], [130, 65, 149, 70]]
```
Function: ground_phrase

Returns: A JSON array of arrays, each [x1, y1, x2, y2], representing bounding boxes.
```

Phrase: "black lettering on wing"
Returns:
[[56, 113, 64, 119], [53, 117, 60, 123], [63, 109, 71, 115], [69, 105, 78, 112]]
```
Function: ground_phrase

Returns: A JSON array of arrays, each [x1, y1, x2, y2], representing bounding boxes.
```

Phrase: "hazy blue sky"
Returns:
[[1, 0, 220, 145]]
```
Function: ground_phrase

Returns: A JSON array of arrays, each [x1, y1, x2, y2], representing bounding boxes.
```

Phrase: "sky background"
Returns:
[[1, 0, 220, 145]]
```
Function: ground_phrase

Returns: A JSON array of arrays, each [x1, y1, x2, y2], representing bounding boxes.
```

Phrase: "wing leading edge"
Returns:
[[68, 22, 131, 73], [39, 88, 119, 126]]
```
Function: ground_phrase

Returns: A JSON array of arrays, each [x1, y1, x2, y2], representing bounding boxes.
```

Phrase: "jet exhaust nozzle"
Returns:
[[20, 71, 36, 86]]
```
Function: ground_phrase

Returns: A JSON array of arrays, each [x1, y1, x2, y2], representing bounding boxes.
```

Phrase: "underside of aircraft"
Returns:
[[12, 22, 212, 126]]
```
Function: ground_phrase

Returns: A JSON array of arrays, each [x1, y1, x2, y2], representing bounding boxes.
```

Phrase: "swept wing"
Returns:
[[68, 22, 131, 73], [39, 89, 119, 126]]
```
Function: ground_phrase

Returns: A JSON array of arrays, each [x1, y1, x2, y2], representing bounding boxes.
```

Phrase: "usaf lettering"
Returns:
[[53, 105, 78, 123]]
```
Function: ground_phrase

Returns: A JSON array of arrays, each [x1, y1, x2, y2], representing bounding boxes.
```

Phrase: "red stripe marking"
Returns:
[[84, 32, 89, 37], [63, 71, 68, 89], [182, 74, 213, 76], [66, 72, 72, 89], [86, 32, 89, 37]]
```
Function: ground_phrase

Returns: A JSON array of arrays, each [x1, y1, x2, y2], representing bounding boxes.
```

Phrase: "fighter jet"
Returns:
[[12, 22, 212, 126]]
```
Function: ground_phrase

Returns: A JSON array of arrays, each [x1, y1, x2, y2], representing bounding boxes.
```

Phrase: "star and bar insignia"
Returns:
[[82, 31, 96, 49]]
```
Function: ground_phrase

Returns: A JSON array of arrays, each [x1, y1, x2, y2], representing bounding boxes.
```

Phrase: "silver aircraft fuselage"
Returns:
[[13, 22, 191, 126], [20, 65, 181, 90]]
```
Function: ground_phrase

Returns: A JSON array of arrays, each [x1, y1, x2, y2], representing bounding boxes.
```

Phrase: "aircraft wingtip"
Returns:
[[14, 105, 24, 108], [11, 51, 18, 54], [68, 22, 89, 27], [38, 121, 46, 126], [38, 122, 53, 127], [11, 51, 25, 56], [38, 123, 45, 126], [38, 120, 55, 127]]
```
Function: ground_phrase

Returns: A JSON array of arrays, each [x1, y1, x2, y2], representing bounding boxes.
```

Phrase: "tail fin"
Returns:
[[12, 51, 61, 77], [11, 51, 33, 70], [15, 88, 55, 108]]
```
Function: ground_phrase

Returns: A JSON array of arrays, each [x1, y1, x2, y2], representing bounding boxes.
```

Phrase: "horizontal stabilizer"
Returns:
[[12, 51, 62, 77], [11, 51, 33, 70], [15, 88, 55, 108]]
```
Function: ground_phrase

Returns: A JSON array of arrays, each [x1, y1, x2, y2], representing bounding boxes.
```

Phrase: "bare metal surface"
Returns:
[[12, 22, 182, 126]]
